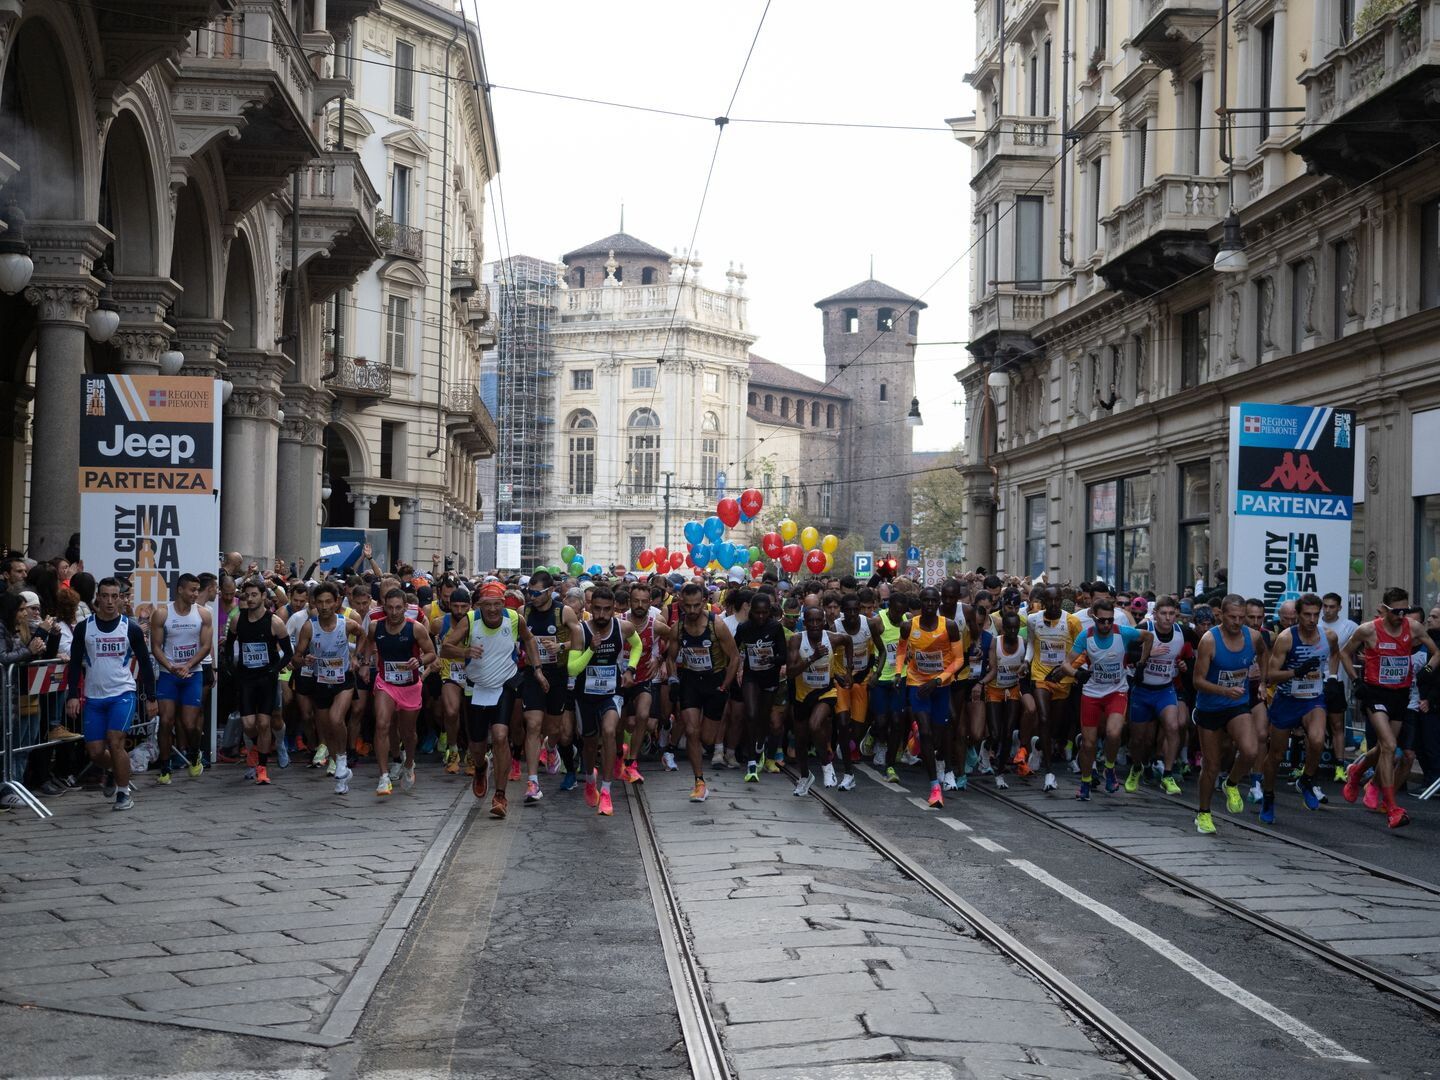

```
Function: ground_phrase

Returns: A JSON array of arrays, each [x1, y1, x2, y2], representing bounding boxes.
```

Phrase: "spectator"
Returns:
[[70, 572, 95, 620], [3, 554, 27, 593]]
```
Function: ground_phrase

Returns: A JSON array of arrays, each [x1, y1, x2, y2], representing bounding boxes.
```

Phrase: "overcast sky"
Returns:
[[471, 0, 976, 452]]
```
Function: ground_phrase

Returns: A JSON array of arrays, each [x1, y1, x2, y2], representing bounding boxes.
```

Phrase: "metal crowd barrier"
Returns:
[[1, 659, 74, 819]]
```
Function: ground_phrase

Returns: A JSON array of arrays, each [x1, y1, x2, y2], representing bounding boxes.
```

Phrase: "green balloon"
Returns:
[[560, 544, 577, 565], [749, 545, 762, 564], [549, 565, 565, 576], [1350, 557, 1364, 575], [569, 559, 585, 576]]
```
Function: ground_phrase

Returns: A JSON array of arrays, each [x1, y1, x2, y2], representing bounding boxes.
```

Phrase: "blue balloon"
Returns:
[[719, 544, 740, 569], [683, 520, 704, 546], [588, 563, 603, 576], [703, 515, 725, 542], [739, 509, 753, 523], [692, 543, 711, 566]]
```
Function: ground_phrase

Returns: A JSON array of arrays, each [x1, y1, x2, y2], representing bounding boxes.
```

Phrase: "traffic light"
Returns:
[[877, 554, 899, 580]]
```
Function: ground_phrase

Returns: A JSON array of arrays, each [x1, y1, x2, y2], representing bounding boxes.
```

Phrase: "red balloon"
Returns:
[[760, 532, 784, 558], [780, 544, 804, 573], [740, 488, 764, 518], [805, 548, 827, 574], [717, 498, 741, 529], [652, 545, 668, 569], [670, 551, 684, 569], [638, 548, 654, 568], [684, 553, 696, 568], [751, 561, 765, 578]]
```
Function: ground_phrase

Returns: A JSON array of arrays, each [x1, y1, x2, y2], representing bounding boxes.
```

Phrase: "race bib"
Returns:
[[534, 635, 560, 664], [682, 646, 713, 672], [171, 643, 198, 663], [968, 647, 984, 680], [746, 642, 775, 670], [1291, 673, 1321, 699], [383, 660, 415, 685], [241, 641, 269, 669], [802, 662, 831, 688], [1378, 655, 1411, 687], [914, 649, 944, 675], [1144, 657, 1175, 682], [586, 664, 618, 694], [315, 656, 346, 685], [884, 641, 899, 668], [996, 662, 1021, 689], [1039, 642, 1065, 666], [1090, 657, 1123, 689], [1218, 668, 1248, 689]]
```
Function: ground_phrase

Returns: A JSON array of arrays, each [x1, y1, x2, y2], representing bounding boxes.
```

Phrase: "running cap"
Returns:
[[479, 582, 505, 600], [666, 572, 685, 586], [1129, 597, 1149, 611], [518, 575, 531, 586], [18, 590, 39, 608]]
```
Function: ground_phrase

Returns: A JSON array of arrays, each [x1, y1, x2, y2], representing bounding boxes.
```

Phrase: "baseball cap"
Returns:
[[18, 590, 39, 608], [667, 572, 685, 586], [518, 575, 531, 586], [1129, 597, 1149, 611]]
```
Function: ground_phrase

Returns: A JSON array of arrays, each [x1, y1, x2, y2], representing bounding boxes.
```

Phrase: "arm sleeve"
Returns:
[[129, 621, 157, 699], [893, 635, 908, 678], [566, 646, 594, 678], [627, 632, 643, 668], [271, 625, 294, 676]]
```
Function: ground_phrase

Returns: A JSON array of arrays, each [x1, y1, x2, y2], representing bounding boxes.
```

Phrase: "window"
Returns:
[[1093, 0, 1108, 57], [566, 534, 583, 552], [704, 371, 719, 395], [1016, 195, 1043, 289], [1027, 51, 1039, 116], [641, 267, 657, 285], [567, 410, 596, 496], [987, 205, 1000, 288], [811, 402, 820, 426], [762, 472, 773, 499], [1187, 77, 1203, 174], [571, 368, 593, 391], [1178, 462, 1211, 593], [384, 295, 408, 369], [844, 308, 859, 333], [626, 407, 660, 494], [1418, 495, 1440, 609], [380, 420, 399, 479], [1258, 20, 1275, 141], [1423, 198, 1440, 310], [1088, 159, 1104, 254], [780, 398, 790, 419], [1290, 259, 1309, 349], [748, 391, 757, 406], [827, 404, 837, 428], [390, 164, 411, 226], [977, 207, 990, 298], [1179, 304, 1208, 389], [877, 308, 895, 331], [1340, 0, 1355, 42], [573, 267, 585, 288], [629, 536, 647, 567], [632, 366, 656, 389], [1025, 494, 1047, 578], [1085, 475, 1152, 592], [1042, 40, 1052, 114], [394, 40, 414, 118], [701, 412, 720, 492], [612, 265, 623, 283], [764, 393, 774, 412], [1131, 121, 1148, 195], [1333, 239, 1353, 338], [820, 481, 833, 520], [780, 474, 791, 504]]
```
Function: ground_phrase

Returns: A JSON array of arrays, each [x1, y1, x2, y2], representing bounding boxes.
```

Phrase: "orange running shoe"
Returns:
[[623, 761, 644, 785], [689, 778, 708, 802], [472, 759, 489, 800], [245, 746, 259, 768], [509, 757, 521, 782], [490, 792, 508, 819], [584, 771, 599, 808], [1387, 805, 1411, 829], [354, 738, 371, 757], [1341, 762, 1365, 803], [598, 787, 614, 816], [927, 782, 944, 809], [255, 765, 270, 786]]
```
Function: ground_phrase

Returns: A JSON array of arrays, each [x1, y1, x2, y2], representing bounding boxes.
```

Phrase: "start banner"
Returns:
[[1227, 402, 1355, 619], [79, 375, 222, 606]]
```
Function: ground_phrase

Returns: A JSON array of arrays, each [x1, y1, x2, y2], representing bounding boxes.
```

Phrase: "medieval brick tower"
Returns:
[[815, 279, 926, 547]]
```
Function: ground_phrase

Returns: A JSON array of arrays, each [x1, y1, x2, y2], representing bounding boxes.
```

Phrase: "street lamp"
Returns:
[[221, 380, 234, 404], [906, 396, 924, 427], [321, 473, 333, 501], [157, 302, 185, 374], [1213, 211, 1249, 275], [86, 261, 120, 343], [0, 201, 34, 296]]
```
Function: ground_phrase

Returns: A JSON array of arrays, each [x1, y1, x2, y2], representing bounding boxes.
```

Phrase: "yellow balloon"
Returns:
[[823, 552, 834, 572], [821, 533, 839, 555], [779, 518, 799, 542], [800, 526, 820, 551], [708, 560, 721, 570]]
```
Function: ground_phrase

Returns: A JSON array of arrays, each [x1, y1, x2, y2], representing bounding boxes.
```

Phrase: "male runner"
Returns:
[[65, 578, 158, 810], [1265, 593, 1340, 821], [894, 586, 965, 808], [1131, 595, 1192, 795], [223, 578, 293, 786], [1320, 592, 1359, 781], [873, 589, 912, 779], [666, 581, 741, 803], [788, 605, 853, 794], [620, 579, 671, 783], [1191, 594, 1265, 834], [833, 593, 881, 788], [566, 586, 643, 816], [520, 570, 580, 794], [431, 586, 472, 774], [363, 588, 436, 797], [984, 611, 1031, 785], [149, 573, 213, 783], [291, 582, 360, 795], [733, 591, 789, 782], [1027, 586, 1083, 792]]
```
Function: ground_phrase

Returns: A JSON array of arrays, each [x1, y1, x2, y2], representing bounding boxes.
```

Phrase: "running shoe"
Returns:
[[103, 772, 117, 798], [584, 771, 600, 808], [744, 763, 760, 783], [941, 771, 958, 792], [1363, 781, 1382, 812], [509, 758, 522, 783], [246, 746, 259, 769], [545, 748, 561, 774], [334, 774, 349, 795], [597, 788, 613, 816], [275, 740, 290, 770], [113, 790, 134, 812], [1011, 746, 1028, 770], [977, 746, 994, 775], [994, 774, 1009, 790], [966, 747, 980, 775], [1342, 762, 1365, 803], [1075, 780, 1091, 802], [401, 765, 416, 794], [662, 752, 678, 772], [884, 766, 900, 783], [1104, 768, 1120, 794], [1124, 766, 1142, 794], [1333, 764, 1348, 784], [859, 731, 875, 757], [955, 773, 968, 791], [376, 774, 393, 798], [419, 733, 437, 755], [612, 756, 626, 781], [1300, 782, 1321, 811], [444, 749, 460, 774], [524, 779, 542, 804], [898, 751, 921, 767], [1388, 805, 1412, 829], [354, 738, 371, 758], [1249, 777, 1264, 804], [927, 782, 943, 809], [793, 772, 815, 797], [1064, 739, 1075, 761], [689, 778, 708, 802], [244, 766, 256, 781], [821, 762, 838, 789], [559, 770, 578, 792], [255, 765, 270, 786], [1028, 741, 1043, 774], [389, 760, 403, 783], [437, 732, 449, 755], [1160, 775, 1182, 796], [464, 753, 476, 777], [711, 745, 725, 769], [312, 744, 330, 769], [334, 757, 352, 783], [1195, 811, 1217, 835], [838, 772, 857, 792], [472, 761, 489, 800], [624, 761, 645, 784], [1067, 758, 1081, 774], [1043, 772, 1057, 793], [326, 758, 337, 778], [873, 746, 887, 768], [156, 771, 171, 786], [1222, 781, 1243, 814], [1014, 759, 1033, 778], [1259, 794, 1277, 823], [490, 793, 508, 819], [763, 757, 781, 774], [187, 759, 204, 779], [722, 751, 739, 770], [1314, 784, 1329, 806]]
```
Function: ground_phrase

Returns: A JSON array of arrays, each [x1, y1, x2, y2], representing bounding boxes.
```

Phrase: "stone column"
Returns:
[[275, 399, 326, 567], [220, 349, 284, 564], [399, 497, 419, 566], [110, 276, 181, 375], [23, 222, 106, 559], [347, 491, 376, 529], [0, 383, 31, 547], [173, 316, 232, 380]]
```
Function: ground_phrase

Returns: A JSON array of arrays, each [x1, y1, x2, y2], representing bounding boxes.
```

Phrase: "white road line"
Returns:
[[940, 818, 972, 832], [1008, 858, 1367, 1063], [907, 796, 937, 812], [857, 763, 908, 792], [969, 836, 1009, 853]]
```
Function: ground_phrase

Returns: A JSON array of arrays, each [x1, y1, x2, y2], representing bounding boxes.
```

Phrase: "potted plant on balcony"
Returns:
[[1354, 0, 1419, 37], [1086, 46, 1105, 82], [375, 215, 396, 248]]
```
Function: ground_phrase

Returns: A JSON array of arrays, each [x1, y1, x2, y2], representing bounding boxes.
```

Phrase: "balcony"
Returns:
[[1131, 0, 1221, 69], [1298, 0, 1440, 182], [1097, 174, 1226, 296], [559, 282, 749, 333], [327, 353, 391, 401], [94, 1, 234, 85], [446, 383, 499, 457], [973, 117, 1056, 185], [967, 287, 1049, 366], [463, 294, 495, 348], [292, 150, 381, 300], [175, 1, 322, 213], [376, 212, 424, 261]]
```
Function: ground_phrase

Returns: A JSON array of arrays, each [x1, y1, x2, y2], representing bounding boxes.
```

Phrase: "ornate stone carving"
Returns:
[[112, 328, 170, 371], [1367, 453, 1380, 493], [1343, 234, 1359, 319], [225, 387, 273, 420], [1068, 358, 1081, 414], [280, 414, 323, 445], [1134, 333, 1148, 398], [1259, 276, 1275, 350], [1228, 289, 1241, 363], [23, 283, 98, 325], [347, 492, 378, 508], [1302, 256, 1317, 335], [1366, 548, 1378, 587]]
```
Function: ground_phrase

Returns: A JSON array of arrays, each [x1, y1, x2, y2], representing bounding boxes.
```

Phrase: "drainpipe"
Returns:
[[429, 23, 459, 459]]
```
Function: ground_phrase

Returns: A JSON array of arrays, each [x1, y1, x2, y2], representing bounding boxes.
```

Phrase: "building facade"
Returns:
[[542, 232, 755, 568], [0, 0, 495, 572], [954, 0, 1440, 608]]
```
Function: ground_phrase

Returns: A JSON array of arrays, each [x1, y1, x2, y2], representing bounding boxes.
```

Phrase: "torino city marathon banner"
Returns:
[[79, 375, 222, 607], [1228, 402, 1356, 619]]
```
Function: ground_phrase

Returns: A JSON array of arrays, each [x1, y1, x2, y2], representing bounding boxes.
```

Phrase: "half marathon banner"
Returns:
[[1227, 402, 1355, 618], [79, 375, 222, 606]]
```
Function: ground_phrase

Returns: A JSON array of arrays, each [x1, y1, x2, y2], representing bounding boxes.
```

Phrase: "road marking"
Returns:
[[970, 836, 1009, 853], [940, 818, 972, 832], [1008, 858, 1367, 1063], [908, 796, 938, 812], [857, 763, 908, 792]]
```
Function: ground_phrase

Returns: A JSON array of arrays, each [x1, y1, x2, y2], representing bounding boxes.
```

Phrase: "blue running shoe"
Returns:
[[1302, 785, 1321, 811], [1075, 780, 1091, 802], [558, 770, 578, 792], [1103, 767, 1120, 794], [1259, 797, 1276, 825]]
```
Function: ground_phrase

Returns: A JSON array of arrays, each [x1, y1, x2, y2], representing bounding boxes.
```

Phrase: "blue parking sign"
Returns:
[[853, 551, 874, 576]]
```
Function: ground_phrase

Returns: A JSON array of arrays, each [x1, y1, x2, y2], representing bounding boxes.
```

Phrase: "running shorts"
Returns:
[[1268, 693, 1323, 730], [575, 692, 623, 738], [794, 689, 834, 726], [622, 680, 657, 708], [678, 672, 728, 722], [521, 667, 571, 715], [871, 678, 905, 715], [1036, 678, 1073, 701], [235, 675, 279, 718], [1194, 702, 1253, 731], [1080, 691, 1128, 728], [1358, 683, 1410, 720], [1129, 683, 1177, 724], [156, 671, 203, 708], [423, 670, 443, 702], [467, 682, 517, 742], [835, 679, 869, 723], [985, 683, 1022, 704], [307, 672, 356, 710], [375, 671, 423, 712], [907, 684, 950, 726], [82, 692, 135, 742]]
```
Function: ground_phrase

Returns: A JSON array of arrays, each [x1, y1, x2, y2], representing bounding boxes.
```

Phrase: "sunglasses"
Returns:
[[1094, 617, 1114, 624]]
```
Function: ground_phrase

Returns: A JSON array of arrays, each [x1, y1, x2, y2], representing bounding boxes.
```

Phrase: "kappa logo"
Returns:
[[1259, 451, 1331, 493]]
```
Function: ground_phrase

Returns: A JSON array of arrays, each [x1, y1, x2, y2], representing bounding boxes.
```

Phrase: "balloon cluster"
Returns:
[[760, 519, 839, 576], [636, 544, 686, 573], [675, 489, 769, 578], [548, 544, 606, 579]]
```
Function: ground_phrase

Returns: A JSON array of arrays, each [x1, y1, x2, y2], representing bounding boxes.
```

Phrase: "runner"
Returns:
[[431, 586, 472, 775], [223, 578, 293, 786], [619, 579, 672, 785], [666, 581, 741, 803], [1191, 594, 1265, 834], [733, 590, 789, 783], [1265, 592, 1340, 821], [1339, 587, 1440, 828], [64, 578, 158, 811], [787, 606, 853, 794], [948, 606, 991, 792], [362, 588, 436, 798], [872, 589, 912, 780], [984, 611, 1031, 783], [519, 570, 580, 795], [1027, 586, 1084, 793], [893, 586, 965, 808], [832, 593, 881, 791], [291, 582, 360, 795], [1320, 592, 1359, 781], [1132, 595, 1192, 795], [566, 586, 643, 816], [149, 573, 212, 783]]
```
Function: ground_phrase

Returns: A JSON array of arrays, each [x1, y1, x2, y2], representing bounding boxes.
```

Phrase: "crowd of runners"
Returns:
[[47, 555, 1440, 834]]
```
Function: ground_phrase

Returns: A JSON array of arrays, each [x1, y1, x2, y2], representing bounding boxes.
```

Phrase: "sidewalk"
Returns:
[[0, 761, 471, 1045]]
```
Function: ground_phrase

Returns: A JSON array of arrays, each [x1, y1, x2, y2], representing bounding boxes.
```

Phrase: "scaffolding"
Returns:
[[484, 255, 559, 570]]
